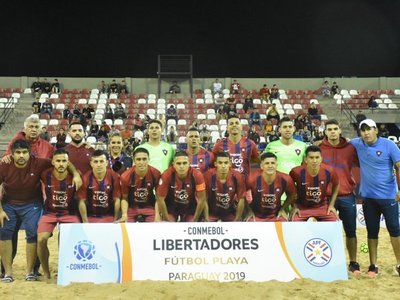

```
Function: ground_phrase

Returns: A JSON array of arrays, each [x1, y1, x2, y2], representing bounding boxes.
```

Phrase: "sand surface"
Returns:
[[1, 228, 398, 300]]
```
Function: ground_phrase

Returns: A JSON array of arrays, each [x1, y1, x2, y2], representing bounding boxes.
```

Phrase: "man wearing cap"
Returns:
[[351, 119, 400, 277]]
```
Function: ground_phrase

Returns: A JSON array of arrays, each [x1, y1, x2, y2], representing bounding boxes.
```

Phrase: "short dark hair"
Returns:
[[92, 149, 108, 160], [148, 119, 163, 128], [69, 122, 83, 129], [260, 152, 277, 161], [53, 148, 69, 156], [324, 119, 340, 127], [132, 147, 149, 158], [305, 145, 321, 156], [11, 139, 30, 153], [215, 152, 230, 160], [227, 114, 240, 121], [187, 127, 199, 133], [174, 150, 188, 159], [279, 117, 292, 125]]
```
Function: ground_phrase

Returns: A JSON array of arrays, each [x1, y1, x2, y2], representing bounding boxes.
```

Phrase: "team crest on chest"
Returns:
[[241, 148, 246, 152], [162, 149, 168, 155], [376, 151, 382, 156], [295, 149, 301, 155], [199, 158, 203, 163]]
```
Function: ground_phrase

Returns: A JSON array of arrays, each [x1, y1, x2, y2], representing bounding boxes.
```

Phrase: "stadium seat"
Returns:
[[86, 136, 97, 144], [24, 88, 32, 94], [388, 103, 398, 109], [109, 93, 118, 100]]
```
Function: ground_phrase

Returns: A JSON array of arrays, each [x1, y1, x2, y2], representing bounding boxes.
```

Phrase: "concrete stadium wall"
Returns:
[[1, 76, 399, 95]]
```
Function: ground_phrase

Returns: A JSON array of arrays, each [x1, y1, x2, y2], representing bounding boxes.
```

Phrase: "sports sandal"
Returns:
[[25, 273, 38, 281], [1, 275, 14, 283]]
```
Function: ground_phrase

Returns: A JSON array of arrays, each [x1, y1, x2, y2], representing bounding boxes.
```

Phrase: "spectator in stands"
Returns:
[[72, 104, 82, 121], [109, 125, 120, 137], [212, 78, 223, 95], [368, 96, 379, 109], [40, 99, 53, 119], [82, 104, 94, 121], [42, 78, 51, 95], [247, 125, 260, 144], [50, 79, 60, 94], [109, 79, 119, 94], [104, 104, 114, 120], [88, 120, 99, 137], [225, 103, 237, 118], [32, 98, 41, 114], [118, 80, 128, 95], [267, 130, 280, 143], [63, 107, 72, 122], [266, 103, 280, 124], [122, 138, 134, 157], [270, 84, 280, 99], [199, 122, 211, 145], [378, 123, 390, 138], [302, 126, 312, 143], [230, 79, 241, 95], [114, 103, 127, 119], [248, 108, 261, 127], [168, 81, 181, 94], [31, 77, 42, 96], [102, 120, 111, 133], [97, 125, 109, 143], [167, 126, 178, 143], [133, 114, 145, 131], [243, 94, 254, 113], [120, 125, 133, 141], [308, 102, 321, 120], [294, 114, 305, 132], [293, 129, 304, 142], [331, 81, 340, 95], [98, 80, 108, 94], [216, 105, 226, 121], [39, 126, 50, 142], [157, 114, 166, 128], [263, 120, 274, 139], [259, 84, 270, 103], [355, 110, 367, 126], [55, 127, 67, 149], [321, 80, 331, 97], [166, 104, 178, 123]]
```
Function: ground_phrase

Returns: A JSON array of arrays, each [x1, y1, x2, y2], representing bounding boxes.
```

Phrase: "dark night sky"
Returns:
[[1, 0, 399, 78]]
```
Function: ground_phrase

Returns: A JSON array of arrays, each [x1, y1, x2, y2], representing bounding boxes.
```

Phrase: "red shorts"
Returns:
[[128, 207, 155, 222], [292, 206, 338, 222], [208, 213, 236, 222], [88, 215, 115, 223], [253, 215, 287, 222], [37, 213, 81, 233], [168, 213, 195, 222]]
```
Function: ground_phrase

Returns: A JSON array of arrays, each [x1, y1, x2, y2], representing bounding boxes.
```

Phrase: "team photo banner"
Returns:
[[57, 222, 347, 285]]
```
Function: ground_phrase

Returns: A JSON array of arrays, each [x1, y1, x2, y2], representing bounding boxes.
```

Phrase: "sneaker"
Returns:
[[1, 275, 14, 283], [348, 261, 361, 275], [394, 265, 400, 277], [367, 264, 379, 277], [25, 273, 38, 282]]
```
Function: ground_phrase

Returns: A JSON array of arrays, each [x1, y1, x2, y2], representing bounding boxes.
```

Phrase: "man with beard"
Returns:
[[37, 149, 80, 279], [186, 128, 214, 173], [64, 122, 94, 175], [0, 140, 81, 283]]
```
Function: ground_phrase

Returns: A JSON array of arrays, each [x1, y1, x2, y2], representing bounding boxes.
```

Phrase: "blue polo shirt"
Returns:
[[351, 137, 400, 199]]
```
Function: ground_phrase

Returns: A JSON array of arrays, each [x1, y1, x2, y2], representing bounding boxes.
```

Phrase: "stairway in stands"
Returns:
[[0, 94, 35, 155], [317, 95, 358, 139]]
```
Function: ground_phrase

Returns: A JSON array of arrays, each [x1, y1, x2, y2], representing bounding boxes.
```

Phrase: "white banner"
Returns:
[[58, 222, 347, 285]]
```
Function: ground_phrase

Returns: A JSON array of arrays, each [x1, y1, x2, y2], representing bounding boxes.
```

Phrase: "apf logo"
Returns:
[[74, 240, 96, 261], [304, 238, 332, 267]]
